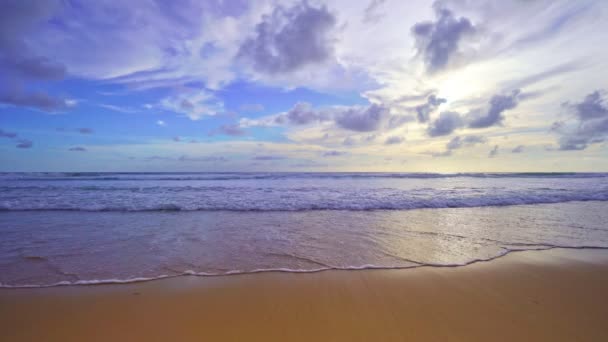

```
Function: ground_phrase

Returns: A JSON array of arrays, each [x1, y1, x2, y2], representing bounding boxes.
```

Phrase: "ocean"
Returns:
[[1, 172, 608, 287]]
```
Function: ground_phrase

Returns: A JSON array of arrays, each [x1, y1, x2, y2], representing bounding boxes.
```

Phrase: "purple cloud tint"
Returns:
[[0, 0, 68, 111], [322, 150, 347, 157], [557, 90, 608, 150], [335, 104, 390, 132], [0, 129, 18, 139], [416, 94, 446, 123], [412, 6, 475, 72], [15, 139, 33, 149], [446, 135, 487, 150], [427, 111, 463, 137], [489, 145, 499, 158], [238, 2, 336, 74], [468, 90, 521, 129], [68, 146, 87, 152], [218, 124, 246, 136], [384, 136, 404, 145], [286, 102, 322, 125], [512, 145, 525, 153]]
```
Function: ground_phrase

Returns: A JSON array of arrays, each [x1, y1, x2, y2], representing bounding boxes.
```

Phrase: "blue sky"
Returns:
[[1, 0, 608, 171]]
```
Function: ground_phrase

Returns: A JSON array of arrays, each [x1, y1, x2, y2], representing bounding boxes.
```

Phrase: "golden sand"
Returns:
[[1, 248, 608, 341]]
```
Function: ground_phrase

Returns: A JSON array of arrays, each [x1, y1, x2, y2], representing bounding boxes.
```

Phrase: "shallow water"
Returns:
[[1, 200, 607, 287]]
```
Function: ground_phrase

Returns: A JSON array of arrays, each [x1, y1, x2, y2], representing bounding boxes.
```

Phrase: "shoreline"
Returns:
[[2, 247, 608, 341], [1, 245, 607, 289]]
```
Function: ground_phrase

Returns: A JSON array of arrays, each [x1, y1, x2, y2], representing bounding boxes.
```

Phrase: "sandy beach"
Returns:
[[1, 248, 607, 341]]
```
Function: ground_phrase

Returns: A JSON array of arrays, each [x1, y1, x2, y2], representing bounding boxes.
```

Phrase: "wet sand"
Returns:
[[1, 248, 608, 341]]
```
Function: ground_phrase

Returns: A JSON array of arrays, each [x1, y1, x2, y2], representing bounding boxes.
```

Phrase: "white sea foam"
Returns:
[[1, 172, 607, 211], [3, 246, 606, 289]]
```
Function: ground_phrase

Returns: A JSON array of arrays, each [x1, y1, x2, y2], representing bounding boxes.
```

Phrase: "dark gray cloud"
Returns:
[[1, 128, 35, 149], [217, 124, 246, 136], [489, 145, 499, 158], [238, 2, 336, 74], [556, 90, 608, 150], [0, 0, 69, 111], [468, 90, 521, 128], [512, 145, 525, 153], [445, 137, 461, 150], [415, 94, 447, 122], [57, 127, 94, 134], [411, 6, 475, 72], [427, 111, 463, 137], [0, 86, 69, 111], [431, 134, 486, 157], [572, 91, 608, 121], [363, 134, 377, 142], [446, 135, 486, 150], [0, 129, 18, 138], [15, 139, 32, 149], [363, 0, 387, 24], [431, 150, 452, 158], [172, 136, 181, 142], [261, 102, 332, 126], [68, 146, 87, 152], [286, 102, 322, 124], [335, 104, 390, 132], [550, 121, 564, 132], [0, 1, 65, 80], [180, 99, 195, 111], [342, 136, 356, 146], [385, 136, 404, 145], [557, 137, 589, 151], [260, 102, 403, 133], [3, 56, 65, 81], [322, 150, 347, 157]]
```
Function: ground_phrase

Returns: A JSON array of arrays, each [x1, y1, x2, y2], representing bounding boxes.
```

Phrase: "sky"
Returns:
[[1, 0, 607, 172]]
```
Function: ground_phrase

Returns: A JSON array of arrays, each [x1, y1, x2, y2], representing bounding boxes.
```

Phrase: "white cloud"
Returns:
[[159, 88, 223, 120]]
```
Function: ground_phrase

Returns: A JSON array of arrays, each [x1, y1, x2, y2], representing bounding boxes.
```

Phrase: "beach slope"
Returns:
[[1, 248, 608, 341]]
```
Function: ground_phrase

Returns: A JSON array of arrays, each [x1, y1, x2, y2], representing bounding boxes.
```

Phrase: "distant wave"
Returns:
[[2, 171, 607, 212], [1, 172, 607, 181], [1, 196, 607, 212]]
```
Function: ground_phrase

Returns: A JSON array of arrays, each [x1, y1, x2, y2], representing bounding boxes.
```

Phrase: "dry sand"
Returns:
[[1, 248, 608, 341]]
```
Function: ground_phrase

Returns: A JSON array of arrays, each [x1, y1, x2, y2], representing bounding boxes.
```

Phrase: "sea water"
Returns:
[[1, 172, 607, 287]]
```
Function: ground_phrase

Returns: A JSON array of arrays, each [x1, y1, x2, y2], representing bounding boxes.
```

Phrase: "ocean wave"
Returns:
[[1, 196, 607, 212]]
